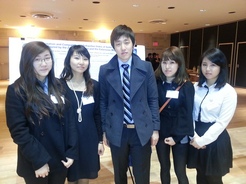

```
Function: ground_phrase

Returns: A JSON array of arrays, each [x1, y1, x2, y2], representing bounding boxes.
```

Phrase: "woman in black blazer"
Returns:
[[155, 46, 194, 184], [5, 41, 78, 184]]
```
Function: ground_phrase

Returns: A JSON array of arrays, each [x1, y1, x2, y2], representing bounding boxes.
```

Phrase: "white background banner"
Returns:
[[9, 37, 145, 84]]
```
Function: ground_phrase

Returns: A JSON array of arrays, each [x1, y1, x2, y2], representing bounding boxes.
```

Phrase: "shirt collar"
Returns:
[[118, 56, 132, 67], [38, 77, 48, 94], [202, 82, 216, 88]]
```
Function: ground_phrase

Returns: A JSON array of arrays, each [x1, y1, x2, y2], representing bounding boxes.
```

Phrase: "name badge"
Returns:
[[166, 90, 179, 99], [82, 96, 94, 105], [50, 95, 65, 104]]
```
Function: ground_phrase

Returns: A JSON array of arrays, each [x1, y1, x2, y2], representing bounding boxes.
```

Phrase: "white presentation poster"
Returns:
[[9, 37, 145, 84]]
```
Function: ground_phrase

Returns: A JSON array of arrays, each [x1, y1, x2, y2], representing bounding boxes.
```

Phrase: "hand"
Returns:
[[164, 137, 175, 146], [98, 142, 105, 156], [103, 132, 109, 147], [190, 138, 206, 149], [151, 131, 159, 146], [35, 163, 49, 178], [61, 157, 74, 168]]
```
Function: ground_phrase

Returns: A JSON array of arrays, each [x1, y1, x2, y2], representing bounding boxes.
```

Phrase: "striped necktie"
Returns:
[[121, 64, 133, 124]]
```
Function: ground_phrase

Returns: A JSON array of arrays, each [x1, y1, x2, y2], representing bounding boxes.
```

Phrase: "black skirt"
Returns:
[[187, 121, 232, 176]]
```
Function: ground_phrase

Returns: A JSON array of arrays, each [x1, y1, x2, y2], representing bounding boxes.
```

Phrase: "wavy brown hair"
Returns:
[[155, 46, 189, 84]]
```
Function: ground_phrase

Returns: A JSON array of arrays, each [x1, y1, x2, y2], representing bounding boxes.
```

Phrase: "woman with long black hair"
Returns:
[[5, 41, 78, 184]]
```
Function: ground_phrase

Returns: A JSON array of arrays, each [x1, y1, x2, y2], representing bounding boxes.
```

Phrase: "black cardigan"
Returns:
[[157, 79, 194, 143]]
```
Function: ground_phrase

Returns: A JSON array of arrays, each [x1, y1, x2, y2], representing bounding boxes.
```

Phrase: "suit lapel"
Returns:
[[108, 68, 122, 98], [106, 54, 147, 100], [107, 56, 123, 98], [130, 56, 146, 99]]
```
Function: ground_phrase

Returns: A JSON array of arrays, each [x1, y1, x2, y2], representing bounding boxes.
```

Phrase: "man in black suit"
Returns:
[[99, 25, 160, 184]]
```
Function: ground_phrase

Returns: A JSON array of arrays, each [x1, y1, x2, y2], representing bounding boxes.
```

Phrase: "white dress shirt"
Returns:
[[193, 82, 237, 147]]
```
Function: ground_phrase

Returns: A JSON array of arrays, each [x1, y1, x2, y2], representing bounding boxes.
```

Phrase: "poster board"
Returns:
[[9, 37, 145, 84]]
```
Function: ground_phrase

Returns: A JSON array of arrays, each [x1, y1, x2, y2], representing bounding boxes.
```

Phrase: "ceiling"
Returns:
[[0, 0, 246, 34]]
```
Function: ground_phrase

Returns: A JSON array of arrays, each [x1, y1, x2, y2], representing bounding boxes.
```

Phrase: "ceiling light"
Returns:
[[31, 12, 53, 19], [200, 9, 206, 12], [149, 19, 167, 24], [168, 6, 175, 9], [92, 1, 100, 4]]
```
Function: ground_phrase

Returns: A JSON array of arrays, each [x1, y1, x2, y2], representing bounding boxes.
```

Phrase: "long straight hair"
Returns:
[[14, 41, 65, 121], [60, 45, 94, 96]]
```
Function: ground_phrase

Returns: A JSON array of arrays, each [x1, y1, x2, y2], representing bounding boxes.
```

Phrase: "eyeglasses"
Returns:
[[34, 57, 52, 65]]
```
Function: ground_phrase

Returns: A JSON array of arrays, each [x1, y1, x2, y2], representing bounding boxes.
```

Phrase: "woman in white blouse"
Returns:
[[188, 48, 237, 184]]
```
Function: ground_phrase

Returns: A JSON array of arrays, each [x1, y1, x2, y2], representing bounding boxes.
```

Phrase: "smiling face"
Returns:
[[70, 51, 89, 75], [161, 59, 179, 82], [114, 35, 134, 62], [33, 50, 52, 82], [201, 57, 221, 85]]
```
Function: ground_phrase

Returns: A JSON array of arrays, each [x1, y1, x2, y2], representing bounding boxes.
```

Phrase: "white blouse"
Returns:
[[193, 82, 237, 147]]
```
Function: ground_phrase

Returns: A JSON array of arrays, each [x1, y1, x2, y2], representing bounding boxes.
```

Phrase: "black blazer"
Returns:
[[5, 80, 78, 177]]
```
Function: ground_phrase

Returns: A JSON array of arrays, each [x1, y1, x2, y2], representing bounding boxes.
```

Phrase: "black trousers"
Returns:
[[110, 127, 151, 184], [23, 168, 67, 184], [156, 140, 189, 184]]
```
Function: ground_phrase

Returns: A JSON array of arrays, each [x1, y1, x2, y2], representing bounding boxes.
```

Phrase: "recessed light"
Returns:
[[168, 6, 175, 9], [133, 4, 139, 8], [137, 21, 142, 23], [149, 19, 167, 24], [229, 11, 236, 14], [31, 12, 53, 19], [92, 1, 100, 4], [200, 9, 206, 12]]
